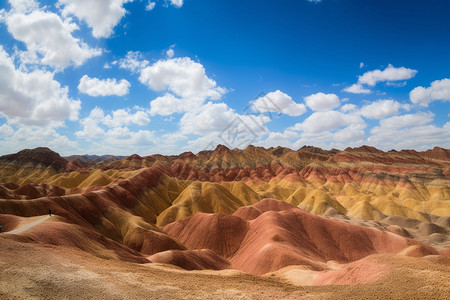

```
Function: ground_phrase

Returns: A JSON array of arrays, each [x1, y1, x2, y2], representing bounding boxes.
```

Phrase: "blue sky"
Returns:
[[0, 0, 449, 155]]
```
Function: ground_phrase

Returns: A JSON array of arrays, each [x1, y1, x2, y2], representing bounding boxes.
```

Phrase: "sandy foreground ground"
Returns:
[[1, 237, 449, 300]]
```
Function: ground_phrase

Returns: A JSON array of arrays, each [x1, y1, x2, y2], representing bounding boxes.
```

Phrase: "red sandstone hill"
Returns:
[[0, 145, 449, 279], [158, 199, 436, 275], [0, 147, 69, 171]]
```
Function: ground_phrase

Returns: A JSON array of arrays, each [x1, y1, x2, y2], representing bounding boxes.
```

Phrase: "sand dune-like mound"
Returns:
[[160, 199, 436, 275], [156, 181, 250, 227], [8, 216, 148, 263], [148, 249, 230, 270], [313, 255, 390, 285], [164, 213, 249, 258], [230, 202, 414, 275]]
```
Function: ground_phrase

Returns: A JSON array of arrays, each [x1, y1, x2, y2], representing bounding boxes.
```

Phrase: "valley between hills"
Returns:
[[0, 145, 449, 299]]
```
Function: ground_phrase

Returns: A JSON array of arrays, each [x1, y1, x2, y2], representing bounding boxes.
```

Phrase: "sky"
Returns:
[[0, 0, 449, 156]]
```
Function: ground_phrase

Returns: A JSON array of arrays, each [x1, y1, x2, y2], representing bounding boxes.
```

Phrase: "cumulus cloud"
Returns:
[[78, 75, 130, 97], [114, 51, 149, 73], [251, 90, 306, 116], [256, 130, 299, 148], [304, 92, 340, 111], [179, 102, 269, 150], [146, 1, 156, 11], [333, 124, 365, 142], [344, 65, 417, 95], [369, 119, 450, 150], [343, 83, 371, 94], [75, 107, 106, 140], [290, 111, 365, 134], [410, 78, 450, 106], [8, 0, 39, 13], [58, 0, 133, 38], [0, 46, 81, 127], [340, 103, 357, 112], [4, 9, 101, 69], [0, 123, 14, 138], [169, 0, 183, 8], [166, 45, 175, 58], [140, 57, 226, 100], [143, 57, 227, 115], [359, 99, 401, 119], [0, 126, 78, 155], [149, 93, 186, 116], [75, 106, 151, 149], [358, 64, 417, 87], [378, 112, 434, 129], [76, 106, 150, 138], [103, 109, 150, 127]]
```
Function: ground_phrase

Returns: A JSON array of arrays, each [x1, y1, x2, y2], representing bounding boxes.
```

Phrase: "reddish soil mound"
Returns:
[[148, 249, 230, 270], [12, 184, 66, 199], [164, 199, 425, 275], [400, 244, 440, 258], [123, 226, 185, 256], [0, 214, 20, 232], [0, 147, 68, 171], [313, 255, 390, 285], [163, 213, 249, 258], [420, 146, 450, 161], [232, 198, 297, 221], [230, 204, 412, 275], [440, 247, 450, 259], [24, 221, 148, 263], [232, 206, 262, 221]]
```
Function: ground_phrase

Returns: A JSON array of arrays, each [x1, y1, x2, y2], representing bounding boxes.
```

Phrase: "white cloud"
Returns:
[[256, 130, 299, 148], [0, 126, 78, 155], [169, 0, 183, 8], [5, 9, 101, 69], [103, 109, 150, 127], [307, 0, 321, 3], [386, 81, 407, 87], [340, 103, 357, 112], [304, 92, 340, 111], [378, 112, 434, 129], [333, 124, 365, 142], [146, 1, 156, 11], [369, 121, 450, 151], [78, 75, 130, 97], [180, 102, 269, 138], [0, 123, 14, 138], [9, 0, 39, 13], [358, 64, 417, 87], [75, 106, 150, 140], [140, 57, 227, 115], [115, 51, 149, 73], [290, 111, 365, 134], [103, 127, 155, 146], [180, 102, 237, 135], [166, 45, 175, 58], [359, 99, 401, 119], [359, 62, 364, 69], [75, 107, 106, 140], [410, 78, 450, 106], [251, 90, 306, 116], [58, 0, 133, 38], [150, 93, 186, 116], [0, 46, 81, 127], [343, 83, 371, 94]]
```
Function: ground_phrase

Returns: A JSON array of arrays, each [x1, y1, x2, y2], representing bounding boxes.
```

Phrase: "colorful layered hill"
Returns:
[[0, 145, 449, 280]]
